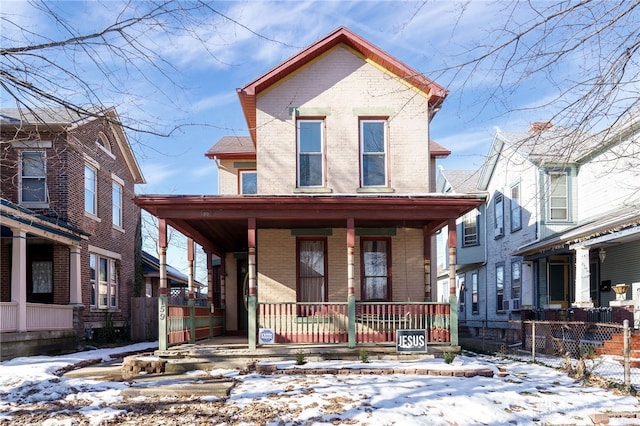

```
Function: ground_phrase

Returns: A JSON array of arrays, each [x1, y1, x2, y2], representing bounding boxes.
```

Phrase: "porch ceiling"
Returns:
[[135, 194, 483, 255]]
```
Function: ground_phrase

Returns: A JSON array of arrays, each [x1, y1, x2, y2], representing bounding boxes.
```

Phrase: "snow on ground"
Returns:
[[1, 343, 639, 425]]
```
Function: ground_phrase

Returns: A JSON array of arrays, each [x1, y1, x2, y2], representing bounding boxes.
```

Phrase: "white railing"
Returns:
[[0, 302, 18, 332], [26, 303, 74, 331]]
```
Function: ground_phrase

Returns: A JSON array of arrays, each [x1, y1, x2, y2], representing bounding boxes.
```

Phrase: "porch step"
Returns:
[[596, 332, 640, 358]]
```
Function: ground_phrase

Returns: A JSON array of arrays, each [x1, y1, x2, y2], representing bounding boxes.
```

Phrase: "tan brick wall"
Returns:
[[255, 45, 431, 195], [217, 159, 239, 195]]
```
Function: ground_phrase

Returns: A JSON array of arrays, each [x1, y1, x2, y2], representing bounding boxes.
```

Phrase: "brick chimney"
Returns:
[[528, 121, 553, 133]]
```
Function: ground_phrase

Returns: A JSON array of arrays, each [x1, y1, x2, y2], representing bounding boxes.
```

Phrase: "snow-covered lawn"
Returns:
[[1, 343, 638, 425]]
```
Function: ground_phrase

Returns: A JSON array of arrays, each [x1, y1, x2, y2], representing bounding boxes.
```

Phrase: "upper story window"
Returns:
[[20, 151, 47, 206], [84, 164, 97, 215], [112, 181, 123, 228], [494, 193, 504, 238], [548, 172, 568, 221], [240, 170, 257, 194], [360, 120, 387, 187], [297, 120, 324, 187], [462, 210, 478, 246], [361, 237, 391, 301], [510, 182, 521, 231]]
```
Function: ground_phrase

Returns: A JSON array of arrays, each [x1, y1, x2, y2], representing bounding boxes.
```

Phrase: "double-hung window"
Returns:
[[297, 120, 324, 187], [462, 210, 478, 246], [494, 193, 504, 238], [360, 120, 387, 187], [112, 181, 123, 228], [240, 170, 257, 194], [510, 182, 521, 231], [85, 164, 97, 215], [20, 151, 47, 205], [496, 263, 505, 312], [548, 172, 568, 221], [90, 253, 119, 309], [511, 259, 521, 300], [458, 274, 466, 312], [297, 238, 327, 304], [361, 238, 391, 300], [471, 271, 479, 314]]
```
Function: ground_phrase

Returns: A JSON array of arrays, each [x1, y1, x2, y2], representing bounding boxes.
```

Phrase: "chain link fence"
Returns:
[[519, 319, 638, 389]]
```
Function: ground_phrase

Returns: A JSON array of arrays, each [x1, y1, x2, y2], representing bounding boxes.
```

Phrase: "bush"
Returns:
[[359, 349, 369, 363], [443, 352, 456, 364], [295, 350, 306, 365]]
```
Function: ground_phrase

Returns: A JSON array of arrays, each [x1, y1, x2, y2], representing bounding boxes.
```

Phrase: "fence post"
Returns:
[[532, 321, 536, 362], [623, 319, 630, 387]]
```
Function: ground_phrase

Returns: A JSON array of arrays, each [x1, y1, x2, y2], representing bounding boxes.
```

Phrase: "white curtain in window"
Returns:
[[299, 240, 324, 302], [32, 261, 52, 293], [363, 240, 387, 300]]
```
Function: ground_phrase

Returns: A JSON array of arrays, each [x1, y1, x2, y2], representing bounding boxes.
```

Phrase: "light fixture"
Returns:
[[599, 247, 606, 263]]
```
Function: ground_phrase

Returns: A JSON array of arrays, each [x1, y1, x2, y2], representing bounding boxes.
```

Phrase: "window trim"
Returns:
[[510, 181, 522, 232], [296, 118, 325, 188], [462, 210, 479, 247], [90, 253, 119, 309], [239, 169, 257, 195], [84, 163, 98, 217], [19, 150, 48, 207], [296, 237, 328, 304], [496, 263, 505, 313], [360, 236, 392, 301], [359, 118, 388, 188], [494, 193, 504, 238], [547, 171, 569, 222]]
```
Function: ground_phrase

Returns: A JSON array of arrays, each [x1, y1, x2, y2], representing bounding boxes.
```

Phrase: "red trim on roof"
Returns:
[[238, 27, 448, 145]]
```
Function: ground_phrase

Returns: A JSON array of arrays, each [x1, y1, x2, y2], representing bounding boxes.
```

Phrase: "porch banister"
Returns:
[[158, 219, 169, 351], [448, 218, 458, 346], [347, 218, 356, 348], [11, 228, 27, 332]]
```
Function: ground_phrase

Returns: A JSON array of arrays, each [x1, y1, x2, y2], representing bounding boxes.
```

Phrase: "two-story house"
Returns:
[[1, 107, 145, 360], [443, 118, 640, 341], [135, 27, 483, 352]]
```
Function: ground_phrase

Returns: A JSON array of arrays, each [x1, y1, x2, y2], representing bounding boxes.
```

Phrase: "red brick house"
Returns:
[[1, 107, 145, 360]]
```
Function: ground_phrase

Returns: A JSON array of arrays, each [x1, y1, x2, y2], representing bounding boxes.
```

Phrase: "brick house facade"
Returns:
[[1, 107, 145, 360]]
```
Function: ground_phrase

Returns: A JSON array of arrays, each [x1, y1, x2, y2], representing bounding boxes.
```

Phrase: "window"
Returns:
[[494, 193, 504, 238], [85, 164, 97, 215], [297, 120, 324, 187], [462, 210, 478, 246], [112, 182, 122, 227], [510, 182, 521, 231], [297, 238, 327, 303], [240, 170, 257, 194], [548, 172, 568, 221], [496, 263, 505, 312], [360, 120, 387, 187], [511, 259, 521, 300], [471, 271, 479, 314], [361, 238, 391, 300], [458, 274, 466, 312], [90, 253, 118, 309], [20, 151, 47, 204]]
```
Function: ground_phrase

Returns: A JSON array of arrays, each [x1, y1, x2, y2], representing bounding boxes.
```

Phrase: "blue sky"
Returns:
[[1, 1, 567, 196]]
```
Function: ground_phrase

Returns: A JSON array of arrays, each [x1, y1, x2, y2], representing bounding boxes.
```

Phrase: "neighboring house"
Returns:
[[142, 250, 205, 303], [441, 118, 640, 340], [0, 107, 145, 360], [136, 27, 483, 351]]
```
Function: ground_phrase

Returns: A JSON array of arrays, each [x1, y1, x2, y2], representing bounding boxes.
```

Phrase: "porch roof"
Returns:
[[514, 202, 640, 257], [134, 194, 483, 256]]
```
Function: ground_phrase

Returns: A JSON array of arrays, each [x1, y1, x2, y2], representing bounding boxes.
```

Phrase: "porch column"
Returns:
[[572, 246, 594, 308], [158, 219, 168, 351], [347, 218, 356, 348], [187, 238, 196, 344], [206, 250, 214, 338], [423, 226, 431, 301], [69, 244, 82, 305], [247, 218, 257, 351], [448, 219, 458, 346], [11, 228, 27, 332]]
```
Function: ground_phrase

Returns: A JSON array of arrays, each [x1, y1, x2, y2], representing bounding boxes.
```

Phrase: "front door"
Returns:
[[548, 256, 570, 308], [237, 258, 248, 332]]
